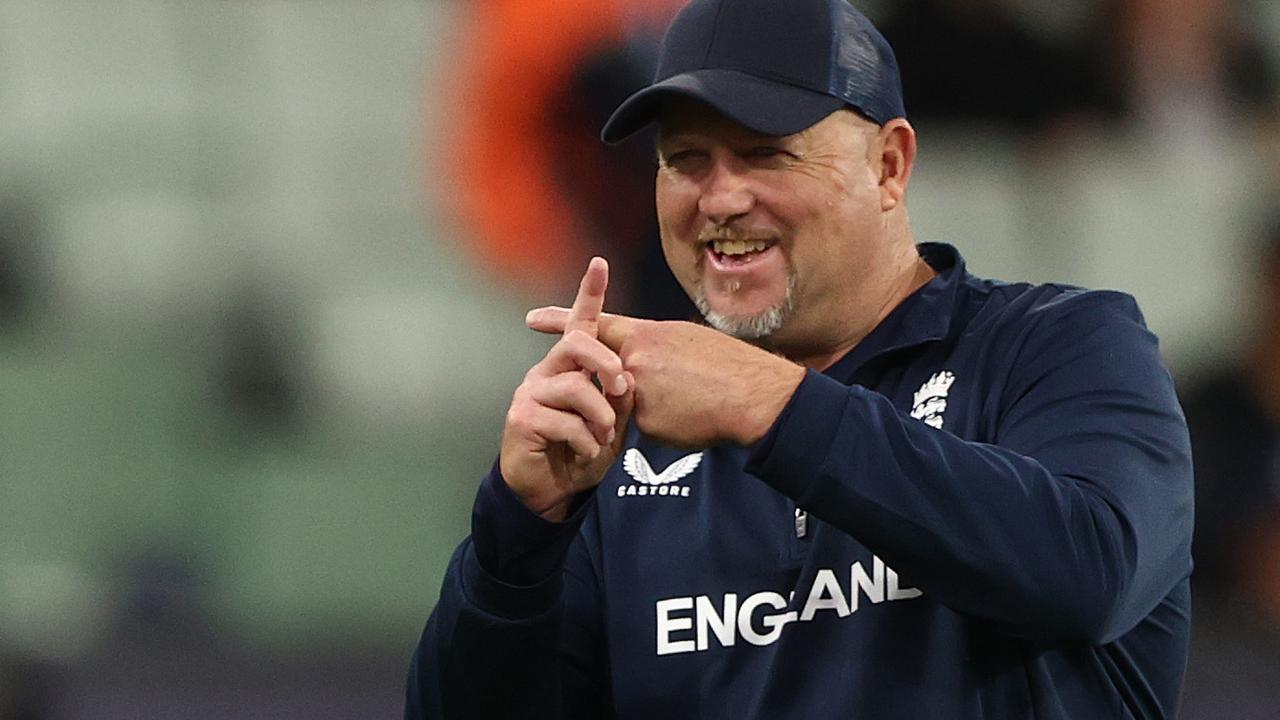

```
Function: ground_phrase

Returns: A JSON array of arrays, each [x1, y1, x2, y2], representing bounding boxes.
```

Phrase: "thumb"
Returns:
[[527, 307, 637, 351]]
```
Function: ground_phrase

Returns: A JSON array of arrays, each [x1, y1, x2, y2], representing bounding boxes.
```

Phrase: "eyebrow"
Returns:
[[654, 129, 692, 148], [653, 131, 704, 162]]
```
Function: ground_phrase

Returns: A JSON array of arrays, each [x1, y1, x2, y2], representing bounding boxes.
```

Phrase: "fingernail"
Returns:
[[524, 309, 538, 324], [607, 429, 617, 445], [613, 374, 627, 395]]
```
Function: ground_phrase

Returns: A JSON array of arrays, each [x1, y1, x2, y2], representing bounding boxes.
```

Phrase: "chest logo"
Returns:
[[618, 449, 702, 498], [911, 370, 956, 429]]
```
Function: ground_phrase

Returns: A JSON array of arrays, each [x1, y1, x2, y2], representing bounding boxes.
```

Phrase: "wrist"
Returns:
[[736, 361, 806, 445], [535, 496, 573, 522], [499, 473, 565, 521]]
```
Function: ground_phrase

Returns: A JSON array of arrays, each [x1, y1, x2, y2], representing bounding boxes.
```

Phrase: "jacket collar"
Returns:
[[823, 242, 966, 383]]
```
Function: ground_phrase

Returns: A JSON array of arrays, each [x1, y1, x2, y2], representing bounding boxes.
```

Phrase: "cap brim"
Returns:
[[600, 68, 846, 144]]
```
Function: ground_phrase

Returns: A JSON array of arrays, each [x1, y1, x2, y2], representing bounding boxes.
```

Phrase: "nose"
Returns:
[[698, 156, 755, 226]]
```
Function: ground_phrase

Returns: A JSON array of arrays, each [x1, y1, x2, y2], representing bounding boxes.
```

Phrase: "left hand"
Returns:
[[525, 307, 806, 448]]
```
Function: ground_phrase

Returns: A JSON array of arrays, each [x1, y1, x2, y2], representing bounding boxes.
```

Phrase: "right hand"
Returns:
[[499, 257, 634, 521]]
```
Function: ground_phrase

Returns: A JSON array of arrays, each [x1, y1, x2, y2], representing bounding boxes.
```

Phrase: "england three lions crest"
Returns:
[[911, 371, 956, 429]]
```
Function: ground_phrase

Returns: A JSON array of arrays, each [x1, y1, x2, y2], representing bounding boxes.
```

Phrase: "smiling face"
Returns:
[[654, 98, 920, 365]]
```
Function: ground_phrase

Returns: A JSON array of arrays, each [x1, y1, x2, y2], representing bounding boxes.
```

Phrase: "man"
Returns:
[[406, 0, 1193, 717]]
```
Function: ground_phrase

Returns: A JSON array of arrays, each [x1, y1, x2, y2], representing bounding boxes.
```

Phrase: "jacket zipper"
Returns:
[[794, 506, 809, 539]]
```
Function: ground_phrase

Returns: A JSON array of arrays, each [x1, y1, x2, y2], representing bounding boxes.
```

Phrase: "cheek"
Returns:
[[658, 231, 682, 273], [655, 175, 700, 230], [655, 184, 704, 292], [817, 171, 876, 224], [655, 201, 687, 261]]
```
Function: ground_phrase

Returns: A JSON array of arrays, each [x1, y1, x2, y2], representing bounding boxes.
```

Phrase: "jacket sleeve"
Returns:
[[745, 290, 1194, 644], [405, 468, 610, 719]]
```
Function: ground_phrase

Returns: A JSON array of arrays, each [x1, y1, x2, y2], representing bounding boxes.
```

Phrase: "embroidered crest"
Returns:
[[910, 371, 956, 429]]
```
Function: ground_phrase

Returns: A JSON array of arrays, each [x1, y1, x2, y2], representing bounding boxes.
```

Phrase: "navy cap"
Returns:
[[601, 0, 905, 144]]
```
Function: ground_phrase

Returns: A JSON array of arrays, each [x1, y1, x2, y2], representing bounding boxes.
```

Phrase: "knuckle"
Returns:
[[562, 333, 596, 362], [513, 379, 544, 405], [564, 370, 591, 392], [587, 396, 612, 423], [572, 435, 597, 457], [539, 372, 565, 393], [505, 407, 531, 433], [580, 382, 604, 408], [627, 349, 648, 369], [509, 385, 530, 407], [549, 336, 576, 359]]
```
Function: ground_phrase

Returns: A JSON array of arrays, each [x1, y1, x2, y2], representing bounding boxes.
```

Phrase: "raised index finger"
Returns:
[[566, 257, 609, 338]]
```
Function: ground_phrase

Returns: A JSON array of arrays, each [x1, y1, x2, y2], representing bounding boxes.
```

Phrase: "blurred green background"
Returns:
[[0, 3, 552, 711]]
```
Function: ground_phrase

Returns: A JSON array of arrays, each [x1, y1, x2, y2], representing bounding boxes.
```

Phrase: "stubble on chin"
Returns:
[[692, 271, 797, 343]]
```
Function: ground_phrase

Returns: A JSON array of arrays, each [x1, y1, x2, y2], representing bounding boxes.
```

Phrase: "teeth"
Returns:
[[712, 239, 770, 256]]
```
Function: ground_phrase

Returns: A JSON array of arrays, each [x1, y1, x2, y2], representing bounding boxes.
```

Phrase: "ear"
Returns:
[[877, 119, 916, 211]]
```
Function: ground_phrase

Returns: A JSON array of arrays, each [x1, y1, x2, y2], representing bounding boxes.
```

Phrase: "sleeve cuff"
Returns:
[[459, 539, 564, 620], [470, 461, 595, 587], [746, 369, 852, 501]]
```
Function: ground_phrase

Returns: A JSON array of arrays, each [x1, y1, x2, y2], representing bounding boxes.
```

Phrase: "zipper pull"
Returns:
[[794, 507, 808, 539]]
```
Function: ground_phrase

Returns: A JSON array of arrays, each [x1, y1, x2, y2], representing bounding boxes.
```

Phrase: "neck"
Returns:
[[791, 240, 936, 371]]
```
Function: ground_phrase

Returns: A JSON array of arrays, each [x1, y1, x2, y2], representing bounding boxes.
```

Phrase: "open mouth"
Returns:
[[706, 238, 777, 267]]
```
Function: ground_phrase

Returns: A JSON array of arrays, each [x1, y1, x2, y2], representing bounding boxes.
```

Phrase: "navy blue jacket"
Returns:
[[407, 244, 1194, 719]]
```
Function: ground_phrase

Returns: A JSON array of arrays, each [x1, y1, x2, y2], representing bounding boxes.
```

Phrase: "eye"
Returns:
[[660, 149, 708, 172], [746, 146, 793, 163]]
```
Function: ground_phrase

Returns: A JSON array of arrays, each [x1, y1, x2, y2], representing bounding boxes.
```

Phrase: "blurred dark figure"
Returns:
[[0, 201, 42, 332], [877, 0, 1116, 132], [216, 284, 306, 434], [442, 0, 695, 320], [116, 552, 210, 641], [1185, 218, 1280, 620], [876, 0, 1278, 135], [1180, 216, 1280, 718], [1106, 0, 1279, 129], [0, 655, 52, 720]]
